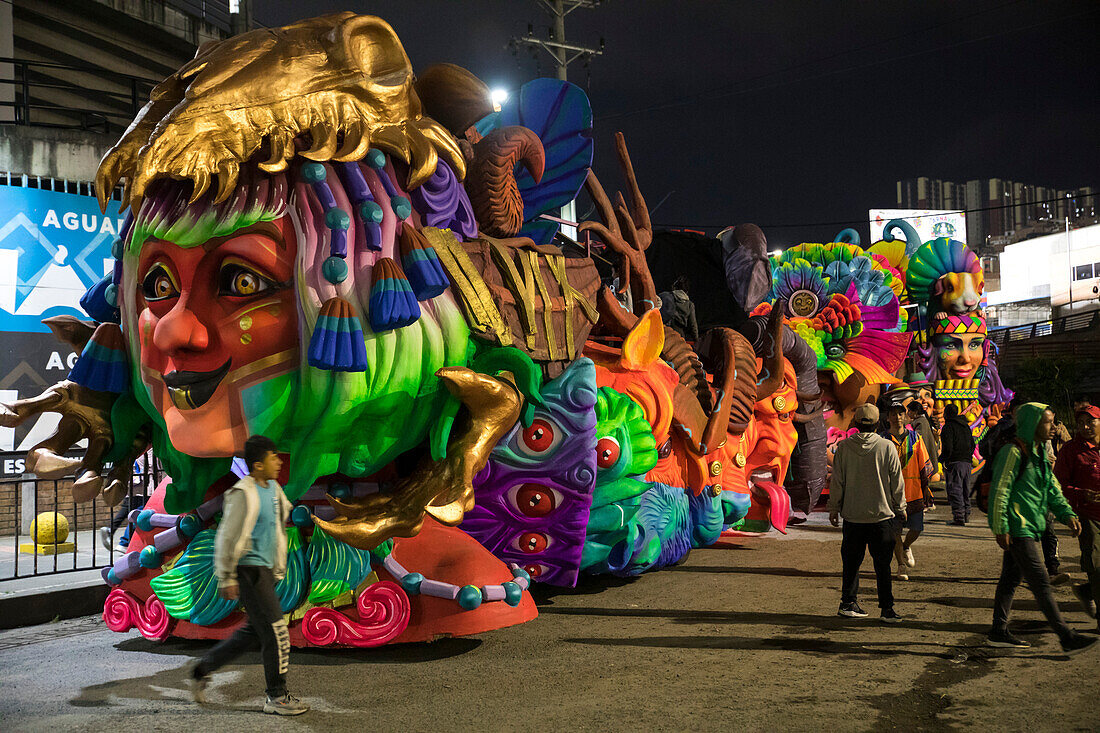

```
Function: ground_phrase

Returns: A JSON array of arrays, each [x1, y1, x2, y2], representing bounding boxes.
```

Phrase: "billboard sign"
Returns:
[[868, 208, 967, 246], [0, 185, 122, 333]]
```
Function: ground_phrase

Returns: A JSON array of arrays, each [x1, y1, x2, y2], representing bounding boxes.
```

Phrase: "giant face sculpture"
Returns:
[[134, 217, 299, 457], [931, 312, 987, 381]]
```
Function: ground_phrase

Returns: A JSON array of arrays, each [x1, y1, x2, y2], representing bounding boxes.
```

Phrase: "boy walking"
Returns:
[[186, 435, 308, 715], [986, 403, 1096, 654], [940, 404, 975, 525], [829, 404, 907, 623], [881, 403, 935, 581]]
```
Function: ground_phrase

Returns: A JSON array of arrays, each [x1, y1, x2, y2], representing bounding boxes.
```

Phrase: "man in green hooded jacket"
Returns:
[[986, 402, 1096, 654]]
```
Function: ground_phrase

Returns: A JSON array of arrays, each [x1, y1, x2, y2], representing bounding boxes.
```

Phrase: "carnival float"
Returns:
[[0, 11, 1010, 647]]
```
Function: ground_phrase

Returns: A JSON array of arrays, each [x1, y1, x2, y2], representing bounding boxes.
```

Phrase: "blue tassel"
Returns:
[[368, 258, 420, 332], [307, 297, 367, 371], [68, 323, 129, 392], [399, 225, 450, 301]]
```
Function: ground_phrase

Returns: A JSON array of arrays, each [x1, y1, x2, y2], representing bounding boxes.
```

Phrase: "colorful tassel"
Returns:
[[399, 225, 450, 301], [308, 297, 368, 371], [368, 258, 420, 332], [68, 323, 129, 393]]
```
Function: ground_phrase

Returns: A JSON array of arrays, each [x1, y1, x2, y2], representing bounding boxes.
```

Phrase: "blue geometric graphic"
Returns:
[[0, 186, 122, 332]]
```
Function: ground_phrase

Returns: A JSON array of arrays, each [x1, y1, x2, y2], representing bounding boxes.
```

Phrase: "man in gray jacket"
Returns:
[[829, 403, 907, 622], [186, 435, 307, 715]]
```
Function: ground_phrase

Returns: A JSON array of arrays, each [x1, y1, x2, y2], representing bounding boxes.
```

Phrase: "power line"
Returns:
[[650, 191, 1100, 231], [599, 4, 1097, 121]]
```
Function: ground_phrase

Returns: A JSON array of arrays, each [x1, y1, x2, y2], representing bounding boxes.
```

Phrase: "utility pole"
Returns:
[[510, 1, 604, 239], [511, 1, 605, 82]]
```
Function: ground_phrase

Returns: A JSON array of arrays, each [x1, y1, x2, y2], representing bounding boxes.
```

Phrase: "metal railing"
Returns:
[[988, 309, 1100, 346], [0, 57, 156, 134], [0, 452, 168, 583]]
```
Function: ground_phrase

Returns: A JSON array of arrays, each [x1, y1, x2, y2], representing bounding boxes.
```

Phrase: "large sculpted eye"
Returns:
[[512, 531, 552, 554], [596, 436, 621, 469], [519, 418, 559, 455], [141, 264, 179, 302], [219, 262, 275, 297], [507, 483, 563, 518]]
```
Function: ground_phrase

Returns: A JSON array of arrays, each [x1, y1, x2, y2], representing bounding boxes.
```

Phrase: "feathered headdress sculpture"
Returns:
[[96, 12, 464, 212]]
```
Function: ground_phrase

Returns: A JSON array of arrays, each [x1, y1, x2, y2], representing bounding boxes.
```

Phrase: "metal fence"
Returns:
[[0, 452, 168, 583], [0, 57, 156, 134], [988, 309, 1100, 346]]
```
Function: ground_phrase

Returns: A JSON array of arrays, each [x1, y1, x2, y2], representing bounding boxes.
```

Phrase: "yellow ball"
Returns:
[[30, 512, 70, 544]]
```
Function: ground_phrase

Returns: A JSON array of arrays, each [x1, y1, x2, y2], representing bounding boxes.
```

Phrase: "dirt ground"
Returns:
[[0, 510, 1096, 732]]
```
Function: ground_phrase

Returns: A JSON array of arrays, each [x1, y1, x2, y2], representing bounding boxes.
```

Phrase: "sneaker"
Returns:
[[837, 601, 869, 618], [98, 527, 113, 552], [1049, 572, 1072, 587], [950, 519, 966, 526], [987, 630, 1030, 648], [896, 571, 909, 581], [1060, 634, 1099, 656], [904, 547, 915, 568], [184, 660, 209, 704], [880, 608, 902, 624], [264, 693, 309, 716], [1072, 583, 1097, 618]]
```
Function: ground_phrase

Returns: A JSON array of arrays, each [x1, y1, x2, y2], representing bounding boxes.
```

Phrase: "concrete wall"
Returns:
[[0, 125, 115, 181]]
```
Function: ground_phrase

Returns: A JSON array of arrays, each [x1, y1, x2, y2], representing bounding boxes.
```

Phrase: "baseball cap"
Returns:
[[853, 403, 880, 425], [1076, 405, 1100, 419]]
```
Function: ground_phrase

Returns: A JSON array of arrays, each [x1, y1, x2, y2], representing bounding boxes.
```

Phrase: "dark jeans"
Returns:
[[196, 565, 289, 698], [841, 519, 896, 609], [992, 537, 1072, 642], [944, 461, 971, 521], [1041, 524, 1060, 575], [107, 493, 146, 533], [1078, 517, 1100, 625]]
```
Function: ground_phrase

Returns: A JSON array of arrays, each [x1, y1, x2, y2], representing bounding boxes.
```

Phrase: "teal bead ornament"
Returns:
[[111, 238, 124, 259], [511, 566, 531, 584], [106, 569, 119, 585], [502, 581, 523, 607], [457, 585, 482, 611], [401, 572, 424, 595], [328, 483, 351, 500], [139, 545, 162, 569], [365, 148, 386, 169], [104, 284, 118, 307], [390, 195, 412, 220], [359, 200, 383, 223], [178, 514, 202, 538], [322, 256, 348, 284], [300, 162, 327, 183], [136, 509, 155, 532], [325, 207, 351, 231], [291, 505, 314, 528]]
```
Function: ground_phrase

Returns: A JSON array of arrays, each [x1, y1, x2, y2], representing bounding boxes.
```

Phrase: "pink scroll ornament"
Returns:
[[301, 580, 410, 647], [102, 588, 173, 641]]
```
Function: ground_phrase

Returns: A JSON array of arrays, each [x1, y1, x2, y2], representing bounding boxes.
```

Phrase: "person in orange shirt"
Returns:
[[881, 402, 935, 580]]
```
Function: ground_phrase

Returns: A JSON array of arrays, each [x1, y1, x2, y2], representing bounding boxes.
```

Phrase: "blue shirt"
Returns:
[[239, 479, 279, 568]]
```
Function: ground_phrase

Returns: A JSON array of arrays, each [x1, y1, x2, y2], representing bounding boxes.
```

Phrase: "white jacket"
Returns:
[[214, 476, 293, 584]]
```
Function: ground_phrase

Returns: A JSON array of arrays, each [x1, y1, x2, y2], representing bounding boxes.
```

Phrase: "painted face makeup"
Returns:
[[934, 332, 985, 380], [133, 217, 300, 457]]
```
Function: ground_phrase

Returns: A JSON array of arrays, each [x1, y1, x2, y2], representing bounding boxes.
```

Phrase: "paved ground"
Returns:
[[1, 510, 1096, 732]]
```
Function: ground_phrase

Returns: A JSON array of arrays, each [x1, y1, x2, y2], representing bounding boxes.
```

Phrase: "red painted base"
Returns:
[[113, 483, 537, 647]]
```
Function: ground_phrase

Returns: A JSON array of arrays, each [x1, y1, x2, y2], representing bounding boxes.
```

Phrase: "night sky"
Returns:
[[256, 0, 1099, 247]]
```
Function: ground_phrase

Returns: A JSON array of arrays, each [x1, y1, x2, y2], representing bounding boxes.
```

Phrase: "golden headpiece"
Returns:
[[96, 12, 465, 212]]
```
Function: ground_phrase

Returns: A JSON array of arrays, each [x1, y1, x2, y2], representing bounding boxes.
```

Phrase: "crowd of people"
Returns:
[[828, 390, 1100, 656]]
